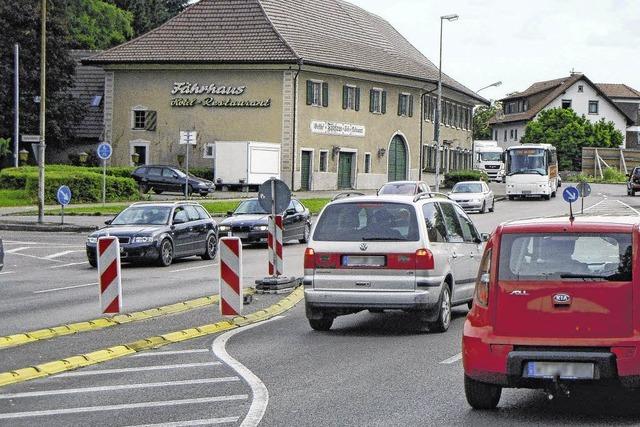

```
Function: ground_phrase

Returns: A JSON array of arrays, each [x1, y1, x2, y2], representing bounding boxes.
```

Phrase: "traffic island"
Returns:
[[255, 276, 301, 293]]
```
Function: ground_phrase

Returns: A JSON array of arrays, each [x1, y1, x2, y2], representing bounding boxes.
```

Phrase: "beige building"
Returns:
[[86, 0, 486, 190]]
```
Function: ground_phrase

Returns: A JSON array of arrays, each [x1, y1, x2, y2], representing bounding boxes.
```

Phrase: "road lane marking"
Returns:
[[49, 261, 89, 269], [170, 263, 218, 273], [213, 316, 284, 427], [4, 251, 66, 263], [0, 377, 240, 399], [5, 247, 29, 254], [0, 271, 15, 275], [3, 241, 83, 247], [132, 349, 210, 357], [582, 198, 607, 212], [58, 362, 221, 377], [440, 353, 462, 364], [33, 282, 97, 294], [44, 250, 83, 259], [127, 417, 240, 427], [616, 199, 640, 215], [0, 395, 248, 419]]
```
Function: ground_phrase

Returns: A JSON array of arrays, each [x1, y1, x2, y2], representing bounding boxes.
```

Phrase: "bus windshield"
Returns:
[[507, 148, 547, 176]]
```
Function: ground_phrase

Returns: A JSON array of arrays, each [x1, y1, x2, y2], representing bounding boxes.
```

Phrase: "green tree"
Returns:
[[520, 108, 623, 170], [0, 0, 85, 152], [64, 0, 133, 50], [473, 104, 499, 140], [105, 0, 189, 36]]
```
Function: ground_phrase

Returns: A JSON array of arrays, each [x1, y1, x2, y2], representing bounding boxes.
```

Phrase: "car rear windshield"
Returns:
[[313, 202, 419, 242], [499, 233, 632, 281]]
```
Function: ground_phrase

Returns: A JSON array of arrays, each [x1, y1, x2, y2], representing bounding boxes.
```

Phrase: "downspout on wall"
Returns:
[[291, 59, 303, 189]]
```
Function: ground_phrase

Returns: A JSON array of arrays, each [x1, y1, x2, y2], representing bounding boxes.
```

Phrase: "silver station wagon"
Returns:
[[303, 193, 485, 332]]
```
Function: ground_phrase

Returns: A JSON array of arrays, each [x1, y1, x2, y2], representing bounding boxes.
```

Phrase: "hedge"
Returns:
[[23, 171, 138, 203], [0, 165, 136, 189], [443, 169, 488, 188], [188, 167, 214, 181]]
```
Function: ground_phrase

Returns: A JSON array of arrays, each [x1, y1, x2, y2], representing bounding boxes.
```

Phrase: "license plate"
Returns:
[[342, 255, 386, 267], [233, 232, 248, 239], [522, 190, 531, 195], [525, 362, 595, 379]]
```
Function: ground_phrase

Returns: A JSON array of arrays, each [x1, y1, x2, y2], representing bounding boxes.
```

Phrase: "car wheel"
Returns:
[[308, 317, 333, 331], [202, 234, 217, 260], [551, 191, 556, 198], [467, 300, 473, 310], [480, 201, 486, 214], [488, 199, 495, 212], [183, 185, 194, 196], [88, 256, 97, 268], [157, 239, 174, 267], [153, 189, 163, 195], [464, 375, 502, 410], [199, 192, 208, 197], [542, 194, 550, 200], [299, 223, 311, 244], [557, 179, 562, 188], [508, 195, 515, 201], [632, 190, 636, 197], [139, 183, 149, 194], [429, 286, 451, 333]]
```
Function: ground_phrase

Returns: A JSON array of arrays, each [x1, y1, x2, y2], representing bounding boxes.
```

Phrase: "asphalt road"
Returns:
[[2, 183, 640, 425]]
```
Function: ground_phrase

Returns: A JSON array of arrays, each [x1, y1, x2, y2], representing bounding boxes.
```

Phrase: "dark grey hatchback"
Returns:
[[86, 202, 218, 267]]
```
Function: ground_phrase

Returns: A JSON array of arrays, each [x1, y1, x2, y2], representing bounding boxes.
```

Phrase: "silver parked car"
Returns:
[[303, 193, 485, 332], [447, 181, 494, 213]]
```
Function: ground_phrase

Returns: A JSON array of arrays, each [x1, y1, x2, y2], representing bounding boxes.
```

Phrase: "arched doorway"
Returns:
[[388, 135, 408, 181]]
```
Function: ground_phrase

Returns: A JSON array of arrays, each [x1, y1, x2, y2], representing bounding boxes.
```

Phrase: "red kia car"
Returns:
[[463, 216, 638, 409]]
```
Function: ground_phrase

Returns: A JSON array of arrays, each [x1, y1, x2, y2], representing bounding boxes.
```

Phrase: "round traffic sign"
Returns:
[[97, 143, 112, 160], [562, 186, 580, 203], [576, 182, 591, 197], [56, 185, 72, 206], [258, 178, 291, 214]]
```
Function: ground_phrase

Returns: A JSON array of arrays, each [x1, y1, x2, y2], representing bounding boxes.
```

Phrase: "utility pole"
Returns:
[[38, 0, 46, 224], [13, 44, 19, 168]]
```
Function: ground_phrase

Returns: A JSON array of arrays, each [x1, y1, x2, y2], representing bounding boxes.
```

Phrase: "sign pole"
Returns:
[[61, 204, 64, 225], [185, 142, 189, 200], [102, 158, 107, 206], [271, 177, 276, 278]]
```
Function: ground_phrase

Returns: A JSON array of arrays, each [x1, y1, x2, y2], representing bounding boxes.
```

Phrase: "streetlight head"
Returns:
[[493, 81, 503, 87], [441, 14, 459, 21]]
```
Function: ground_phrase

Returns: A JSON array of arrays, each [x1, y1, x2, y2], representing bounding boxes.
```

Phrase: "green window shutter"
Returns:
[[355, 87, 360, 111], [145, 111, 157, 131], [381, 91, 387, 114], [409, 95, 414, 117], [322, 82, 329, 107], [369, 89, 374, 113], [342, 86, 348, 110], [397, 94, 402, 116], [306, 80, 313, 105]]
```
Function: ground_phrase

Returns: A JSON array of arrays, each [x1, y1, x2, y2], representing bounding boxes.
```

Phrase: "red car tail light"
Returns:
[[304, 248, 316, 269], [415, 248, 434, 270], [474, 249, 492, 307]]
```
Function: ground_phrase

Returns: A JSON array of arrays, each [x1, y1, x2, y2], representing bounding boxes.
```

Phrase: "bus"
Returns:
[[504, 144, 559, 200]]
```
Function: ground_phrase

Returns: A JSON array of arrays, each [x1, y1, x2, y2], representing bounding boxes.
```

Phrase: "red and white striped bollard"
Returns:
[[98, 236, 122, 314], [219, 237, 243, 316]]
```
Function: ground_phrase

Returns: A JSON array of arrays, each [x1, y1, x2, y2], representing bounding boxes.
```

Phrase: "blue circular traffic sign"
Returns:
[[97, 143, 112, 160], [56, 185, 72, 206], [562, 186, 580, 203]]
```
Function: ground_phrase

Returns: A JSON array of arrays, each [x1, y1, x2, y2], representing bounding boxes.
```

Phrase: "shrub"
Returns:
[[189, 167, 214, 181], [601, 167, 626, 183], [443, 169, 488, 188], [23, 171, 138, 203], [0, 165, 136, 190]]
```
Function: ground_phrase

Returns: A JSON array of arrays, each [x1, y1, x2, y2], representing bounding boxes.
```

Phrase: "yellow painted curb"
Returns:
[[0, 287, 303, 388], [0, 289, 255, 350]]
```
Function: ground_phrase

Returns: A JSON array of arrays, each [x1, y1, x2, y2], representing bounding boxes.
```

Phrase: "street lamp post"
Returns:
[[37, 0, 46, 224], [476, 81, 502, 94], [434, 14, 458, 192]]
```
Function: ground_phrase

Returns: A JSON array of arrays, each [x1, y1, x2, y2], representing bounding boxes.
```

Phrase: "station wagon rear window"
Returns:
[[499, 233, 632, 281], [313, 202, 419, 241]]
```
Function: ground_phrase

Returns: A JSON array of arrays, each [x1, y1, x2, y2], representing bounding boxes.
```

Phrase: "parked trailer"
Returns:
[[214, 142, 280, 190]]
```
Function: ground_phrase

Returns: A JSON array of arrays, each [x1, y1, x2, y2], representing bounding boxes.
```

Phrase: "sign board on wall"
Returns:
[[310, 121, 366, 138], [170, 81, 271, 108]]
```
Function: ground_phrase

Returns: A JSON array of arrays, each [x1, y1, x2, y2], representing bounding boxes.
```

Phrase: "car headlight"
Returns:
[[132, 236, 154, 243], [198, 182, 208, 187], [86, 237, 97, 244], [252, 225, 268, 231], [219, 225, 230, 232]]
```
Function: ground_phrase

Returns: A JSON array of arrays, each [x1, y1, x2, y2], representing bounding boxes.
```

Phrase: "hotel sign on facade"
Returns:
[[170, 81, 272, 108], [310, 121, 366, 137]]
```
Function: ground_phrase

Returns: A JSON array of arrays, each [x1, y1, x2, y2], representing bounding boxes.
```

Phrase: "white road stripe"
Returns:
[[616, 199, 640, 215], [0, 271, 15, 275], [127, 417, 240, 427], [44, 250, 83, 259], [0, 395, 248, 419], [213, 316, 284, 427], [440, 353, 462, 364], [33, 282, 97, 294], [49, 261, 89, 269], [5, 246, 29, 254], [133, 349, 211, 357], [5, 251, 66, 263], [3, 241, 83, 247], [58, 362, 221, 377], [170, 263, 218, 273], [0, 377, 240, 399], [583, 197, 607, 212]]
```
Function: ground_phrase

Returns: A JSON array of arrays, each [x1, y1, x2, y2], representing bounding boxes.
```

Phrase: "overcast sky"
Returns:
[[348, 0, 640, 101]]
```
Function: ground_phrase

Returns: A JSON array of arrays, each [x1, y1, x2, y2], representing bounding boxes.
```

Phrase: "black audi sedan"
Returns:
[[218, 198, 311, 244], [131, 165, 215, 196], [86, 202, 218, 267]]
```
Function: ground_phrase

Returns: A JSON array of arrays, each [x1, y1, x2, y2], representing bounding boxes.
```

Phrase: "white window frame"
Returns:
[[131, 105, 148, 130], [364, 152, 372, 173], [371, 87, 383, 114], [399, 92, 411, 117], [203, 142, 215, 159], [129, 139, 150, 166], [345, 84, 357, 110], [310, 79, 323, 107], [319, 149, 329, 172]]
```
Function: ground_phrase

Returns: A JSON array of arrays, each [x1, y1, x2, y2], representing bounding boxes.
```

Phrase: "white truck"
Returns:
[[214, 141, 280, 190], [473, 140, 504, 182]]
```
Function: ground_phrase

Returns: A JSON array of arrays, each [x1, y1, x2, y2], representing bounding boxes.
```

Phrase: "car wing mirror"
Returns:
[[285, 208, 296, 216], [173, 216, 186, 225], [480, 232, 491, 242], [226, 211, 234, 217], [104, 219, 112, 225]]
